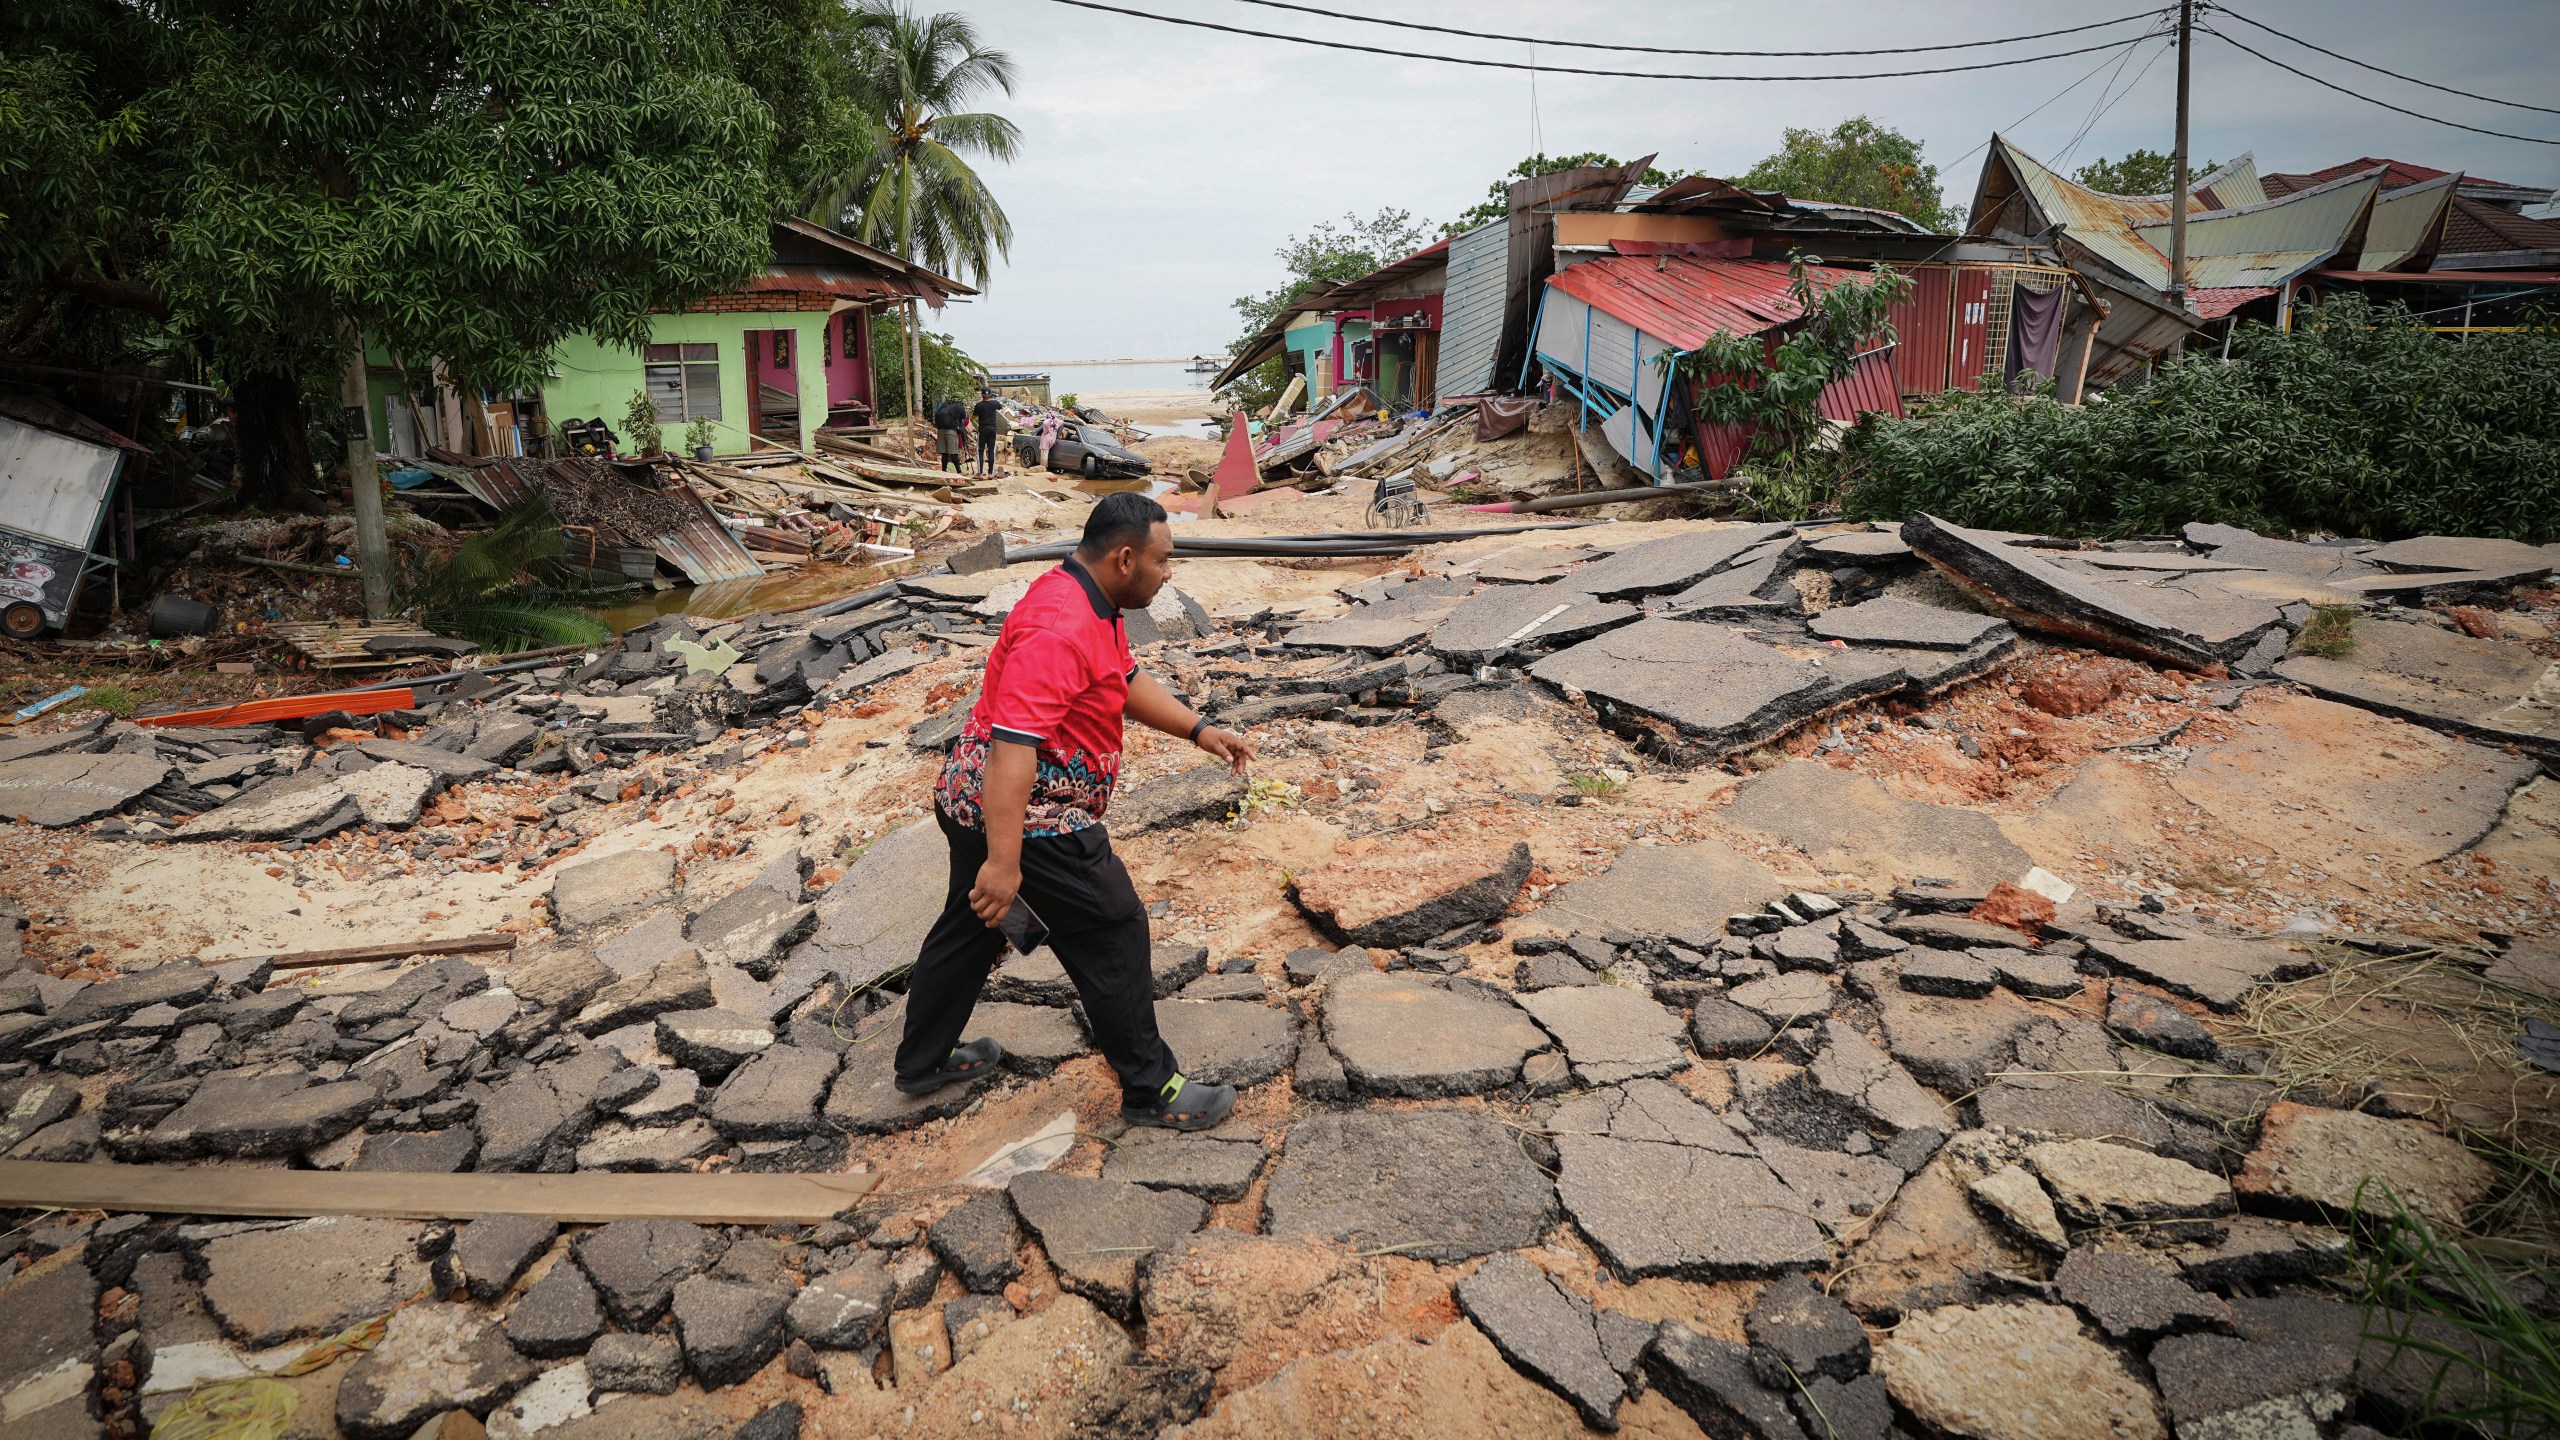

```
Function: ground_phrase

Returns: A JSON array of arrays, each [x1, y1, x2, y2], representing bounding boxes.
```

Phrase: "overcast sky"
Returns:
[[927, 0, 2560, 364]]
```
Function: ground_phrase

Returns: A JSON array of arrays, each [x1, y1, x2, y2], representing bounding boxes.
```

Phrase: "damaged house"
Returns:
[[363, 218, 969, 461], [1965, 137, 2560, 376]]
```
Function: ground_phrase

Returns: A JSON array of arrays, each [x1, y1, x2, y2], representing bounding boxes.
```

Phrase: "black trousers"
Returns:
[[976, 433, 997, 473], [897, 809, 1177, 1105]]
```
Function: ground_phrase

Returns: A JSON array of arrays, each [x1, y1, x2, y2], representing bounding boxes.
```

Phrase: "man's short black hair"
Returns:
[[1079, 490, 1168, 557]]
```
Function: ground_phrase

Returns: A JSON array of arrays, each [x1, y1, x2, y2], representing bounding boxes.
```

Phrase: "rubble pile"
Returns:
[[0, 510, 2553, 1439]]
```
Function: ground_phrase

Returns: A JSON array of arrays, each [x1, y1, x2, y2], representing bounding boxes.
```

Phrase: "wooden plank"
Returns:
[[255, 932, 516, 973], [0, 1160, 876, 1225]]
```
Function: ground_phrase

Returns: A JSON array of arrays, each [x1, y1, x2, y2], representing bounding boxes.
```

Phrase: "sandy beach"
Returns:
[[1072, 385, 1224, 424]]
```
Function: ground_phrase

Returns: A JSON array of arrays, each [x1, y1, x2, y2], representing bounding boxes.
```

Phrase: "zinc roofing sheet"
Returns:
[[1544, 256, 1881, 352], [2357, 171, 2459, 270], [2130, 168, 2382, 288]]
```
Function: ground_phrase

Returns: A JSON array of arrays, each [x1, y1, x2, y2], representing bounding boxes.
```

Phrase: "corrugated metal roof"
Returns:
[[1544, 256, 1883, 352], [768, 217, 973, 298], [452, 457, 764, 585], [2130, 168, 2382, 289], [2187, 287, 2274, 319], [1982, 137, 2178, 287], [2357, 171, 2459, 270], [2312, 269, 2560, 285], [1435, 221, 1511, 397], [1325, 239, 1452, 307]]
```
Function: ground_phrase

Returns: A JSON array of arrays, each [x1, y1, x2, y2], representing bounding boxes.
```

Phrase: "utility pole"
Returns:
[[2168, 0, 2193, 305], [337, 330, 392, 620]]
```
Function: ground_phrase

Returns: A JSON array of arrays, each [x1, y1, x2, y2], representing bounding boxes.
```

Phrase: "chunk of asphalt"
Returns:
[[451, 1214, 560, 1303], [1747, 1271, 1872, 1386], [1689, 997, 1777, 1059], [505, 1259, 605, 1359], [1100, 1133, 1268, 1203], [785, 1254, 893, 1350], [1007, 1171, 1206, 1319], [671, 1275, 793, 1389], [927, 1192, 1023, 1293], [1898, 949, 2001, 999], [1319, 971, 1549, 1097], [573, 1218, 720, 1327], [2053, 1246, 2234, 1340], [1262, 1109, 1558, 1262], [335, 1303, 533, 1440], [2104, 983, 2219, 1060], [1454, 1251, 1626, 1429], [1646, 1321, 1809, 1440]]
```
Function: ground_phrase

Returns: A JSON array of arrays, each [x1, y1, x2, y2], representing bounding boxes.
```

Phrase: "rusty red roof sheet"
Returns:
[[2187, 287, 2274, 319], [1546, 255, 1884, 352]]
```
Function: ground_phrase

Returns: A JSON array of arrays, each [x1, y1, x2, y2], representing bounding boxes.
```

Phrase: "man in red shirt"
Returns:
[[897, 492, 1256, 1130]]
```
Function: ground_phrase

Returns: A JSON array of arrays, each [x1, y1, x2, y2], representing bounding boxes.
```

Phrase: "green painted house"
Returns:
[[366, 218, 967, 459]]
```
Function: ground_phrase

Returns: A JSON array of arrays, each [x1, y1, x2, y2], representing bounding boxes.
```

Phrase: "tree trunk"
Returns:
[[906, 298, 925, 459], [339, 332, 392, 619], [231, 368, 323, 514]]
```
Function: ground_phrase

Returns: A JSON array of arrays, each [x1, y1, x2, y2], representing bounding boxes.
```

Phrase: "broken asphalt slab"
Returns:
[[2275, 618, 2560, 762], [779, 818, 946, 996], [1564, 523, 1795, 599], [1261, 1108, 1559, 1261], [1902, 514, 2252, 669], [1425, 582, 1639, 662], [1807, 597, 2011, 651], [1721, 760, 2030, 891], [1530, 617, 1908, 762], [0, 752, 173, 827], [1524, 837, 1784, 938], [1289, 836, 1531, 949], [1319, 970, 1550, 1096]]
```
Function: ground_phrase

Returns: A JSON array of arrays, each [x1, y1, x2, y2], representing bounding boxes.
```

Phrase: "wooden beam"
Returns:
[[0, 1160, 877, 1225], [254, 932, 517, 973]]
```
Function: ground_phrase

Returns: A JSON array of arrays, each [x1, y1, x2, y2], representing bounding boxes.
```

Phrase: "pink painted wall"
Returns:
[[823, 310, 872, 410]]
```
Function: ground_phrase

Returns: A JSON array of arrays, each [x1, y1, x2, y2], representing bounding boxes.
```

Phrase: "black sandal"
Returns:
[[896, 1037, 1003, 1095], [1120, 1073, 1238, 1132]]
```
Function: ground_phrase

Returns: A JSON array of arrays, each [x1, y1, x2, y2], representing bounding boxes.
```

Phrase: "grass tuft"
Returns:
[[2353, 1185, 2560, 1436], [77, 683, 140, 717], [2297, 604, 2359, 658]]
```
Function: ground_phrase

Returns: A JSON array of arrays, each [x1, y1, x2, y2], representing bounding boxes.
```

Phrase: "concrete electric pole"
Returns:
[[2168, 0, 2193, 304]]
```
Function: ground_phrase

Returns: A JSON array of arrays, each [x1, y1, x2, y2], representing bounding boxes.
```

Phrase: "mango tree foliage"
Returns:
[[3, 0, 791, 502]]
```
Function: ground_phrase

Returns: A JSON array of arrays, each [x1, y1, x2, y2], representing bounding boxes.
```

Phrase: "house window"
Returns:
[[645, 343, 721, 421]]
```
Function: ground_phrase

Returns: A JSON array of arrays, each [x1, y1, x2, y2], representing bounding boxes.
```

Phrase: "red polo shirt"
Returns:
[[934, 556, 1136, 836]]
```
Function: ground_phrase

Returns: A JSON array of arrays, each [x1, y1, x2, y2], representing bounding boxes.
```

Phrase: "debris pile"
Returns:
[[0, 507, 2553, 1439]]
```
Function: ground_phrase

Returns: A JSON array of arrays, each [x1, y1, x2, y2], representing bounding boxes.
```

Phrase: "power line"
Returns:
[[2052, 34, 2152, 171], [1223, 0, 2173, 58], [2202, 26, 2560, 146], [1938, 29, 2177, 174], [2209, 5, 2560, 117], [2056, 34, 2174, 172], [1040, 0, 2155, 82]]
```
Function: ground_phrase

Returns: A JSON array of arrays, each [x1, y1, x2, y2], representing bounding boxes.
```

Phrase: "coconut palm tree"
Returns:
[[818, 2, 1018, 425]]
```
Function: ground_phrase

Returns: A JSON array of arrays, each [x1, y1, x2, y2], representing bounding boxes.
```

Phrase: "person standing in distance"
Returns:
[[932, 394, 968, 474], [971, 388, 1006, 477], [896, 492, 1255, 1130]]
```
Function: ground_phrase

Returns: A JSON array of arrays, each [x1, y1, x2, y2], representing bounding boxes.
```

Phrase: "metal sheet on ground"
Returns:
[[0, 1160, 875, 1225]]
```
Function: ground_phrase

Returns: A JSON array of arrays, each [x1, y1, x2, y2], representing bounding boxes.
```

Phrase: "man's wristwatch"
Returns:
[[1187, 716, 1211, 745]]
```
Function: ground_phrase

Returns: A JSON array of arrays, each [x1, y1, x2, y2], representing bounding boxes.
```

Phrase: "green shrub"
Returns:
[[1840, 296, 2560, 542]]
